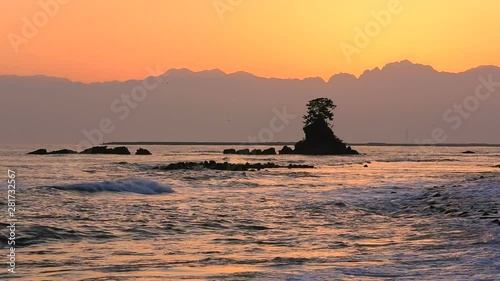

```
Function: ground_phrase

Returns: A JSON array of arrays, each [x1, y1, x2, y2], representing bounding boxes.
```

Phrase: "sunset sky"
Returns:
[[1, 0, 499, 82]]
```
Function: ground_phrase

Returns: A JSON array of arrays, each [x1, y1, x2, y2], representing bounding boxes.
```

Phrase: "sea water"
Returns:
[[0, 145, 498, 280]]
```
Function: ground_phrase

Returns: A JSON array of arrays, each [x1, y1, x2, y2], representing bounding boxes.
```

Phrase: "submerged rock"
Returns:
[[462, 151, 476, 154], [27, 149, 48, 155], [136, 148, 152, 155]]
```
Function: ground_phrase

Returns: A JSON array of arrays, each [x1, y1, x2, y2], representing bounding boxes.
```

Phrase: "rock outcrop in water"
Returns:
[[27, 149, 49, 155], [27, 146, 148, 155], [221, 99, 358, 156], [49, 149, 78, 154], [80, 146, 131, 155], [278, 146, 294, 155], [135, 148, 152, 155], [222, 99, 359, 156], [223, 149, 237, 154], [153, 161, 314, 171], [27, 148, 77, 155], [237, 149, 250, 155], [293, 119, 359, 155], [274, 98, 359, 155], [223, 148, 277, 155], [260, 148, 277, 155]]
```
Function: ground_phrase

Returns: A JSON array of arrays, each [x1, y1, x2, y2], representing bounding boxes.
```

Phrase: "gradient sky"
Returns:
[[1, 0, 499, 82]]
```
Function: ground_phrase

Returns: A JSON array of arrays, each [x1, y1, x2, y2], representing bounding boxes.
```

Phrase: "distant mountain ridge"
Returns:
[[9, 60, 498, 84], [1, 60, 499, 145]]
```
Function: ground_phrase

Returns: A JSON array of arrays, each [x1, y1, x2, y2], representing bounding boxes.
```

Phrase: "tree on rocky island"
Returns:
[[303, 98, 336, 127], [282, 97, 359, 155]]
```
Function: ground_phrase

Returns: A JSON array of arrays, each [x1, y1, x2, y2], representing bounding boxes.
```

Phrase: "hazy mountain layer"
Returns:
[[1, 60, 499, 145]]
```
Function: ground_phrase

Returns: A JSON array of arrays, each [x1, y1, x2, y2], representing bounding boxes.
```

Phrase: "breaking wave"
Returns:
[[49, 178, 174, 194]]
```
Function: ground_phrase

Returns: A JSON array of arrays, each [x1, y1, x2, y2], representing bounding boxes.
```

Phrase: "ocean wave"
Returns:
[[0, 224, 82, 247], [49, 178, 174, 194], [376, 158, 459, 163]]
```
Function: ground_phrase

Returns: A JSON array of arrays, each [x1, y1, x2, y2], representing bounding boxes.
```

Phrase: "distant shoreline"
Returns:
[[103, 142, 500, 147]]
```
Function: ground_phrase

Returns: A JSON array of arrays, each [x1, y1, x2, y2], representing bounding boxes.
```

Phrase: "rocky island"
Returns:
[[222, 98, 359, 155], [289, 98, 359, 155]]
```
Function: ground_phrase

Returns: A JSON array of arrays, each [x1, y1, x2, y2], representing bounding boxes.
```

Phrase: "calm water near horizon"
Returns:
[[0, 145, 499, 280]]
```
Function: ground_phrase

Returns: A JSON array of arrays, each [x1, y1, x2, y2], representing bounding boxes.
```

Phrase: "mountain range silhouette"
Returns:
[[1, 60, 499, 144]]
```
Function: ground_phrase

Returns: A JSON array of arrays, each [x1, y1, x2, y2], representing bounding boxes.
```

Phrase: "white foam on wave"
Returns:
[[52, 178, 174, 194]]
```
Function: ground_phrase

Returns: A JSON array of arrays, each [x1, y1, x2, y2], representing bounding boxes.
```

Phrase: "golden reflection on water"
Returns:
[[5, 145, 499, 280]]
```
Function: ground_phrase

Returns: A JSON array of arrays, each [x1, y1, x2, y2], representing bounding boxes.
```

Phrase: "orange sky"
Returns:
[[1, 0, 499, 82]]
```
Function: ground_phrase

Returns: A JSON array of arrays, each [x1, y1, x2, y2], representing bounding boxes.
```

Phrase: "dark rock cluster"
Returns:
[[27, 146, 151, 155], [223, 148, 277, 155], [80, 146, 131, 155], [27, 149, 77, 155], [223, 118, 359, 156], [153, 161, 314, 171]]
